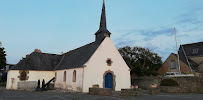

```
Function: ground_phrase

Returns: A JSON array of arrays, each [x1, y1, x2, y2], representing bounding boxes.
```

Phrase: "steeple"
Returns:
[[95, 0, 111, 42]]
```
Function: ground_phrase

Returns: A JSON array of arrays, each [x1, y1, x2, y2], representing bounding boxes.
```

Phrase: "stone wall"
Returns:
[[160, 86, 188, 93], [89, 88, 112, 96], [132, 76, 203, 93], [132, 77, 161, 89], [120, 88, 141, 96], [18, 81, 37, 90], [148, 88, 160, 95]]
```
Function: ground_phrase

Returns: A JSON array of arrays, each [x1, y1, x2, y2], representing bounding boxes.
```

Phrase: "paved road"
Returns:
[[1, 87, 203, 100]]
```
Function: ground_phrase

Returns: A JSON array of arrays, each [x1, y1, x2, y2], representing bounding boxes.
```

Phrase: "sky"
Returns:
[[0, 0, 203, 64]]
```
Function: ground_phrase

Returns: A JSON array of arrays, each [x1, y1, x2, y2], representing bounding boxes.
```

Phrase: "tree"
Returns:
[[0, 41, 7, 71], [118, 46, 162, 77]]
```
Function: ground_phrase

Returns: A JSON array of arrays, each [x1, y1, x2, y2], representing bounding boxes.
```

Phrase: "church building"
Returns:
[[6, 0, 131, 93]]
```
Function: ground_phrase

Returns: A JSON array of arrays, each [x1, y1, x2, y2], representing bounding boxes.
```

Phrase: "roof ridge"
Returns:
[[10, 54, 31, 70], [11, 50, 62, 71], [181, 41, 203, 46], [64, 42, 95, 54], [171, 53, 177, 55], [32, 52, 61, 56], [55, 39, 104, 70]]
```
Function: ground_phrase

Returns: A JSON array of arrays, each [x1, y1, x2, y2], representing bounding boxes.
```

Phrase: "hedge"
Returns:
[[160, 79, 178, 86]]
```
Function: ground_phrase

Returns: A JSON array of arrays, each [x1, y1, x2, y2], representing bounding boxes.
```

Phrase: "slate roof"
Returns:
[[55, 41, 102, 70], [7, 64, 15, 69], [10, 52, 62, 71], [178, 42, 203, 71], [11, 38, 103, 71], [179, 42, 203, 57]]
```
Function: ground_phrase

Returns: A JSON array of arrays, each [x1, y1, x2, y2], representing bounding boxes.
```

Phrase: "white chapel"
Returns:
[[6, 0, 131, 93]]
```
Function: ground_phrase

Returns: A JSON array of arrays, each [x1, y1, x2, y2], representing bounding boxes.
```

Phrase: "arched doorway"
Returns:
[[105, 73, 113, 89], [103, 70, 116, 90]]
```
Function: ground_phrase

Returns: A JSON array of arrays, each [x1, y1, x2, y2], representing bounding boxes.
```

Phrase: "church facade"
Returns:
[[6, 0, 131, 93]]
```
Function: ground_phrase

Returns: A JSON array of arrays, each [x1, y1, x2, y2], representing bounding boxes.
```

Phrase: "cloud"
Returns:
[[114, 20, 203, 62], [176, 17, 203, 32], [114, 2, 203, 62], [177, 17, 202, 25], [175, 4, 203, 32], [115, 27, 174, 41], [115, 27, 175, 45]]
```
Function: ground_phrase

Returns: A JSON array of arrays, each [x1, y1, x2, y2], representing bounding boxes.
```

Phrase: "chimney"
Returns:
[[34, 49, 42, 53]]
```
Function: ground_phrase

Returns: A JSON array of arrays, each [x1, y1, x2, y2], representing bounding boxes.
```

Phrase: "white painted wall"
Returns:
[[83, 37, 131, 92], [6, 70, 55, 89], [55, 68, 84, 92], [6, 37, 131, 92]]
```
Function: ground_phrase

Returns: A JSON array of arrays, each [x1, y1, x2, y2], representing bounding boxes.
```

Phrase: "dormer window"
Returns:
[[193, 48, 198, 54]]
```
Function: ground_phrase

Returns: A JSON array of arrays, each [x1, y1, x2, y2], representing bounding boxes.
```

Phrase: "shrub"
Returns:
[[0, 74, 7, 82], [160, 79, 178, 86], [0, 82, 6, 87]]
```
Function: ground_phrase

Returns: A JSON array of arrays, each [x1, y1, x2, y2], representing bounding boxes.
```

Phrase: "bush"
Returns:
[[0, 74, 7, 82], [160, 79, 178, 86], [0, 82, 6, 87]]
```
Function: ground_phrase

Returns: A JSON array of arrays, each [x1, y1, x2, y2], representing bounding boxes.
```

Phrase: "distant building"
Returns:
[[0, 64, 15, 81], [158, 42, 203, 76], [4, 64, 15, 73], [6, 0, 131, 92]]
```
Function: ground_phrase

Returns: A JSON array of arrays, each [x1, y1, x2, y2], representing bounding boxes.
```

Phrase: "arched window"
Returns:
[[63, 71, 66, 82], [20, 71, 27, 81], [73, 70, 76, 82]]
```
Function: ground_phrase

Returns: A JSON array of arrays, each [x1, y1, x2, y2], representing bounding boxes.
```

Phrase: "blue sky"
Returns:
[[0, 0, 203, 64]]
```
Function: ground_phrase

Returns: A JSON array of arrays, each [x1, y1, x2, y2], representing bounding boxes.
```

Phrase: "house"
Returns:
[[158, 42, 203, 76], [6, 0, 131, 92]]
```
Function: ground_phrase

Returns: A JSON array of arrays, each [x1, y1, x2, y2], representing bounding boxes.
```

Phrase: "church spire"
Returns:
[[100, 0, 107, 30], [95, 0, 111, 42]]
